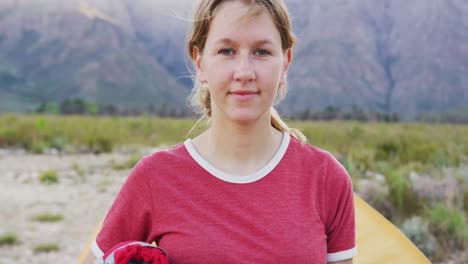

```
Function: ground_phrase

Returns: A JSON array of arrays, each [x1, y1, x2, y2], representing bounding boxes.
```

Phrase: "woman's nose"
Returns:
[[233, 54, 255, 82]]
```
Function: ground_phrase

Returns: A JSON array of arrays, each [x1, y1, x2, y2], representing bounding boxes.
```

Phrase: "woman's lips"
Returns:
[[229, 91, 259, 101]]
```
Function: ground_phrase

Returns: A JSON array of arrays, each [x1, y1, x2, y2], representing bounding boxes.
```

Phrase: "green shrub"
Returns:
[[33, 243, 59, 253], [400, 217, 437, 258], [348, 125, 365, 139], [464, 191, 468, 215], [0, 126, 33, 149], [0, 232, 19, 246], [111, 155, 141, 170], [33, 213, 64, 222], [376, 162, 421, 219], [338, 156, 359, 190], [375, 137, 455, 166], [375, 140, 399, 161], [87, 137, 113, 154], [349, 148, 375, 172], [431, 143, 464, 167], [400, 143, 438, 164], [31, 141, 49, 154], [39, 170, 59, 184], [72, 162, 85, 177], [50, 136, 68, 151], [425, 203, 468, 250]]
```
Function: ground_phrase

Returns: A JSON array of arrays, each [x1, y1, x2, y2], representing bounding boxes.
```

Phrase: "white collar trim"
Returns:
[[184, 132, 290, 184]]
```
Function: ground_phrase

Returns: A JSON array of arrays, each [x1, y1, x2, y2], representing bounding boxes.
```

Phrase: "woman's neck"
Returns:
[[192, 119, 284, 176]]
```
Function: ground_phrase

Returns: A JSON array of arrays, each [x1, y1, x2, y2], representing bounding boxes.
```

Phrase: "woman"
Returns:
[[84, 0, 356, 263]]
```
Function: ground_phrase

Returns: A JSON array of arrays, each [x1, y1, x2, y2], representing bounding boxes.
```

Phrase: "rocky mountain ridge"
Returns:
[[0, 0, 466, 116]]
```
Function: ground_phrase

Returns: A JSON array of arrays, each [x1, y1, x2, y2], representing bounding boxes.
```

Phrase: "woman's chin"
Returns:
[[226, 111, 268, 125]]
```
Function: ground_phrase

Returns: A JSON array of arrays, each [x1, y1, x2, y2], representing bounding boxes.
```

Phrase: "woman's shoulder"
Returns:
[[288, 135, 351, 188], [288, 135, 349, 178]]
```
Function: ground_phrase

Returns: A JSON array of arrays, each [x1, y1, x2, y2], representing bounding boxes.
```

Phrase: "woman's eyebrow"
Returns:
[[215, 38, 234, 44], [214, 38, 275, 46], [252, 39, 274, 46]]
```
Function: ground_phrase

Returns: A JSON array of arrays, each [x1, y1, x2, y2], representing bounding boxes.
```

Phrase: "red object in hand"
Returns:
[[103, 241, 169, 264]]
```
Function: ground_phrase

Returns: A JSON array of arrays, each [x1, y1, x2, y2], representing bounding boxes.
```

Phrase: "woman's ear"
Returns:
[[280, 48, 292, 85], [193, 46, 206, 83]]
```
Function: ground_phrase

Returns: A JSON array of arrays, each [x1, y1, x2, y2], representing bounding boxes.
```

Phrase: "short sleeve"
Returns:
[[92, 157, 155, 259], [324, 153, 356, 262]]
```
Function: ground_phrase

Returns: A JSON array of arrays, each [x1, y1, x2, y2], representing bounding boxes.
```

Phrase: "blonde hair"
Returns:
[[187, 0, 306, 143]]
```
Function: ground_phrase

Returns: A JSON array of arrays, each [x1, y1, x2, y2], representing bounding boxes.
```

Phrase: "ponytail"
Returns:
[[270, 107, 307, 144]]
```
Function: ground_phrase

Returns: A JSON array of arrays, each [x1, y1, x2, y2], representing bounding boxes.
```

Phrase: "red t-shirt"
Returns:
[[92, 133, 356, 263]]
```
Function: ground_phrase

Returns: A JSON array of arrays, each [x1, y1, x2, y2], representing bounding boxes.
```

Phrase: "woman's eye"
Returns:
[[255, 49, 270, 56], [219, 48, 234, 55]]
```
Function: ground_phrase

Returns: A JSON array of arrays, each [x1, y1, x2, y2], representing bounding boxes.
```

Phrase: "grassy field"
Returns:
[[1, 114, 467, 262], [2, 114, 467, 158]]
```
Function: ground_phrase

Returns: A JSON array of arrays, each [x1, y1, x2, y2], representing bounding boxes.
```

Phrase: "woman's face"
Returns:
[[194, 1, 291, 125]]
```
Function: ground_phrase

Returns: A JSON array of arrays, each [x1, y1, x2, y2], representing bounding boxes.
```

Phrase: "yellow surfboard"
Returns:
[[352, 195, 430, 263], [78, 195, 430, 263]]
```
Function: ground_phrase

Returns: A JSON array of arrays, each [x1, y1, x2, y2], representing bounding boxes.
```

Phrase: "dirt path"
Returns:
[[0, 148, 156, 264]]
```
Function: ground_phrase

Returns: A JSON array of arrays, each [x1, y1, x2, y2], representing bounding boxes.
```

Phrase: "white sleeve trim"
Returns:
[[327, 247, 357, 262], [91, 240, 105, 260]]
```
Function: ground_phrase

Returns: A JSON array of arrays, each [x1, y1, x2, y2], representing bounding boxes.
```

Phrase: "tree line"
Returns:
[[35, 98, 468, 123], [35, 99, 192, 118]]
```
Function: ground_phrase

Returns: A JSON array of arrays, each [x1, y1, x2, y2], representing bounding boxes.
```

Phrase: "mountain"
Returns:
[[0, 0, 191, 112], [0, 0, 467, 116], [285, 0, 468, 116]]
